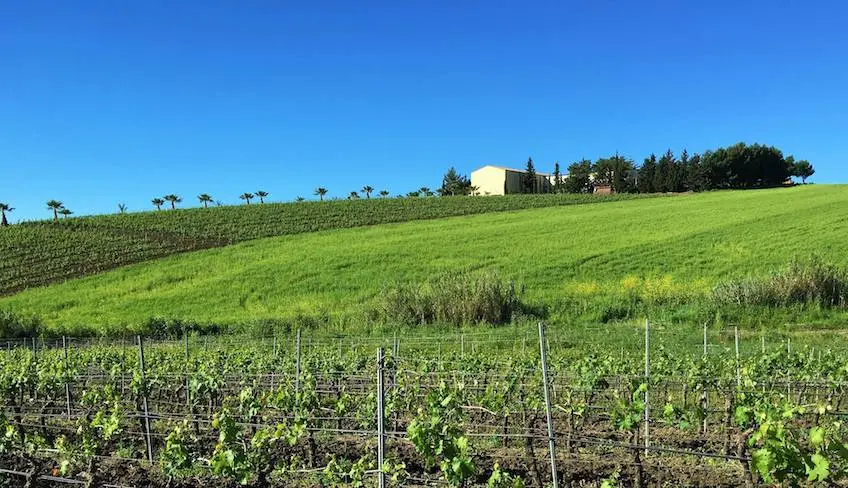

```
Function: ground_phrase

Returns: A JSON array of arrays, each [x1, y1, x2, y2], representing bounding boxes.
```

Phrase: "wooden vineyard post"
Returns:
[[137, 336, 154, 464], [703, 322, 708, 357], [735, 327, 741, 387], [376, 348, 386, 488], [538, 322, 559, 488], [295, 328, 302, 396], [761, 335, 765, 354], [644, 318, 650, 456], [270, 335, 277, 392], [184, 332, 191, 411], [62, 336, 71, 418], [461, 334, 465, 356]]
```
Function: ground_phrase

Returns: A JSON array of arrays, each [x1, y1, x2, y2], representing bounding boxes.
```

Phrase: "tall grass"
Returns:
[[375, 273, 525, 326], [713, 256, 848, 308]]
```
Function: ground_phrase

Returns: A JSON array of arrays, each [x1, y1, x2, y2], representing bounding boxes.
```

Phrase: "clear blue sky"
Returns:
[[2, 1, 846, 222]]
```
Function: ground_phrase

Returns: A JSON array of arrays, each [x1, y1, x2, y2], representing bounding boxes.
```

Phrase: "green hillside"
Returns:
[[0, 192, 653, 295], [3, 185, 847, 334]]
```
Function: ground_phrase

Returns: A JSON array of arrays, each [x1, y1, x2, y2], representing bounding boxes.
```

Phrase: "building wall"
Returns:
[[471, 166, 555, 195], [471, 166, 508, 195]]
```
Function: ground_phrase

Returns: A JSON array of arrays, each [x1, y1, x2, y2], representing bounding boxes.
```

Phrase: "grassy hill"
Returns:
[[0, 192, 652, 295], [2, 185, 847, 335]]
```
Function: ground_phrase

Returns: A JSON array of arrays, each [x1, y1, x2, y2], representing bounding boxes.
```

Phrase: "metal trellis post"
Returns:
[[644, 318, 650, 456], [376, 347, 386, 488], [538, 322, 559, 488], [137, 336, 154, 464], [62, 336, 71, 418]]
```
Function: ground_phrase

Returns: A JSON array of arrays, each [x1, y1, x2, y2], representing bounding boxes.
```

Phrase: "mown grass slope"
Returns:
[[0, 193, 654, 295], [3, 185, 847, 333]]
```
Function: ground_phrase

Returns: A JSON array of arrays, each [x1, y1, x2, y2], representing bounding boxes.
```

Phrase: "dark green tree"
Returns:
[[552, 162, 563, 193], [439, 167, 472, 196], [793, 160, 815, 183], [59, 208, 73, 219], [522, 157, 537, 193], [152, 198, 165, 211], [564, 159, 593, 193], [239, 192, 254, 205], [593, 153, 635, 193], [683, 152, 707, 192], [654, 149, 677, 192], [361, 186, 374, 198], [314, 187, 328, 201], [379, 190, 390, 198], [255, 190, 269, 203], [637, 154, 657, 193]]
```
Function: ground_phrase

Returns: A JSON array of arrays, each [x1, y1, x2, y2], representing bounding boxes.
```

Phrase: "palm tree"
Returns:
[[59, 208, 73, 219], [314, 187, 328, 201], [361, 186, 374, 198], [152, 198, 165, 211], [348, 191, 360, 200], [0, 203, 13, 227], [379, 190, 390, 198], [164, 194, 182, 210], [198, 194, 213, 209], [118, 203, 128, 214], [46, 200, 64, 221], [419, 187, 433, 197], [296, 196, 305, 202], [239, 192, 254, 205], [256, 190, 269, 204]]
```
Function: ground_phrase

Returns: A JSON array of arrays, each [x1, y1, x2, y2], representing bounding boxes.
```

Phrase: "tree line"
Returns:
[[525, 142, 814, 195], [0, 142, 817, 226]]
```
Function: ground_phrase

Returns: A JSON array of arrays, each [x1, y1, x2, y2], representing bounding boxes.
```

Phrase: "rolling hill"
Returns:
[[0, 192, 653, 295], [2, 185, 847, 334]]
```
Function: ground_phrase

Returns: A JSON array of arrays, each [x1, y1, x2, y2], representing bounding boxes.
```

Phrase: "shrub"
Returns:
[[139, 317, 220, 338], [713, 256, 848, 309], [376, 273, 524, 326], [0, 310, 42, 337]]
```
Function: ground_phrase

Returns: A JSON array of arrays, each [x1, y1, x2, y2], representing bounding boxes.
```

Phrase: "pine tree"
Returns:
[[438, 167, 472, 196], [522, 158, 537, 193], [552, 162, 563, 193], [638, 154, 657, 193]]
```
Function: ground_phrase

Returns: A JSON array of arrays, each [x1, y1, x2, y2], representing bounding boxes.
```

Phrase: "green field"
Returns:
[[3, 185, 847, 335], [0, 192, 653, 295]]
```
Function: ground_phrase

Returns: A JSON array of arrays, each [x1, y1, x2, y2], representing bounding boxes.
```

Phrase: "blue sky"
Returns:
[[2, 0, 846, 222]]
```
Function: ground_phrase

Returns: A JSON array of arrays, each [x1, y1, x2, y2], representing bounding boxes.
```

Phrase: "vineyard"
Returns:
[[0, 193, 659, 296], [1, 324, 847, 487]]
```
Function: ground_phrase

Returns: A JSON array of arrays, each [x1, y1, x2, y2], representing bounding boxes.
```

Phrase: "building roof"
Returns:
[[472, 165, 554, 177]]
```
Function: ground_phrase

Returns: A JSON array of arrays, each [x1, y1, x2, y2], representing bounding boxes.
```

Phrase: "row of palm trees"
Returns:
[[152, 191, 270, 210], [0, 200, 75, 226], [0, 185, 417, 226], [314, 186, 393, 201], [46, 200, 74, 220]]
